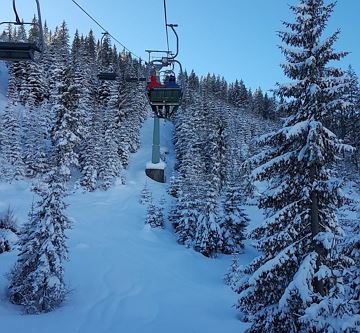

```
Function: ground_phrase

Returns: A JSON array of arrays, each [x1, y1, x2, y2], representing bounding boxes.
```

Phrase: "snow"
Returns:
[[278, 252, 316, 310], [146, 160, 167, 170], [0, 116, 258, 333]]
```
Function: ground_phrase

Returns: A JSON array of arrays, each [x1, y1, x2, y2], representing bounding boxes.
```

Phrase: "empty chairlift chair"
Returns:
[[97, 32, 117, 81], [97, 72, 117, 81], [0, 0, 44, 62], [0, 42, 41, 61]]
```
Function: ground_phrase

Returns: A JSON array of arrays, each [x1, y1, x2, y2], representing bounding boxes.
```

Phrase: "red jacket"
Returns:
[[147, 75, 162, 88]]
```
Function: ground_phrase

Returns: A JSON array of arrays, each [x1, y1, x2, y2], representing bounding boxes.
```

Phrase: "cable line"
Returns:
[[163, 0, 170, 54], [71, 0, 141, 60]]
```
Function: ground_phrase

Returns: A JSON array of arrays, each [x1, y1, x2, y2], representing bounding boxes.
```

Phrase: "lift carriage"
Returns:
[[0, 0, 44, 62], [97, 32, 118, 81], [145, 23, 183, 183], [0, 42, 41, 61], [147, 70, 182, 119], [146, 25, 183, 120], [97, 72, 117, 81]]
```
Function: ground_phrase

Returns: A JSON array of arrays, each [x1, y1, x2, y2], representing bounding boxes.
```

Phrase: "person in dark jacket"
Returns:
[[164, 75, 179, 88]]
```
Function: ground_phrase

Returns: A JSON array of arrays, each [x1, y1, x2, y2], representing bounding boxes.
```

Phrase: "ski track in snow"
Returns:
[[0, 113, 255, 332]]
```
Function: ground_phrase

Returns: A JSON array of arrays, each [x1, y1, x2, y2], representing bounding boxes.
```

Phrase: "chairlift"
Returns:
[[97, 72, 117, 81], [145, 24, 183, 119], [124, 58, 146, 82], [147, 67, 182, 119], [0, 0, 44, 62], [125, 77, 146, 82], [97, 32, 117, 81]]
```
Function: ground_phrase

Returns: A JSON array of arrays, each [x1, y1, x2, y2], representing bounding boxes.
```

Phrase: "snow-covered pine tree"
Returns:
[[220, 177, 249, 254], [98, 82, 124, 190], [0, 207, 17, 254], [8, 170, 70, 314], [0, 102, 25, 181], [252, 87, 265, 116], [22, 59, 48, 178], [52, 65, 83, 182], [300, 219, 360, 332], [342, 66, 360, 167], [145, 199, 164, 229], [236, 1, 354, 332], [80, 107, 101, 191], [79, 30, 101, 191], [194, 180, 222, 257], [172, 180, 200, 247], [139, 182, 151, 205], [224, 255, 240, 291]]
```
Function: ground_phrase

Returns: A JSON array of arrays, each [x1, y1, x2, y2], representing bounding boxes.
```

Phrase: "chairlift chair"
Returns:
[[97, 32, 118, 81], [97, 72, 117, 81], [125, 77, 146, 82], [0, 0, 44, 62], [0, 41, 41, 61], [147, 86, 182, 118], [147, 70, 182, 118]]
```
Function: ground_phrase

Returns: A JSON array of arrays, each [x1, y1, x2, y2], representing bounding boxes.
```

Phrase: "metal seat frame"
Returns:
[[97, 72, 117, 81], [0, 42, 40, 61]]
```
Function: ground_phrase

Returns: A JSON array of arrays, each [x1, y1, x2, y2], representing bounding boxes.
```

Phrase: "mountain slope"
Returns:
[[0, 116, 261, 333]]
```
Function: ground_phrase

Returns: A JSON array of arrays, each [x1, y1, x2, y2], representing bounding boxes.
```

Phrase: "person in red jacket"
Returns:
[[147, 74, 162, 89]]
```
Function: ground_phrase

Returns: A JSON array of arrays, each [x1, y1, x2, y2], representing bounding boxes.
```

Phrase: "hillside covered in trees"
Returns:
[[0, 0, 359, 332]]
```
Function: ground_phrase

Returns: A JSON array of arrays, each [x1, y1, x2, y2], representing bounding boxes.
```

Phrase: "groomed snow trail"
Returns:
[[0, 116, 255, 333]]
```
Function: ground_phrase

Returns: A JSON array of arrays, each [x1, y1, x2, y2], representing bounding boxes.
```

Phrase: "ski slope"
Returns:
[[0, 114, 262, 333]]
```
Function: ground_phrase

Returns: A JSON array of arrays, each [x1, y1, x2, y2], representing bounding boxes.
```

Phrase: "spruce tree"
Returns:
[[8, 171, 70, 314], [220, 178, 249, 254], [224, 255, 240, 291], [236, 1, 354, 331], [194, 180, 222, 257], [145, 200, 164, 229], [1, 102, 25, 181], [0, 207, 17, 254], [52, 65, 83, 182]]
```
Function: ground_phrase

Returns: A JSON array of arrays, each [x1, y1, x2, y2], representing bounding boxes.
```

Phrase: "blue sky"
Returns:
[[1, 0, 359, 92]]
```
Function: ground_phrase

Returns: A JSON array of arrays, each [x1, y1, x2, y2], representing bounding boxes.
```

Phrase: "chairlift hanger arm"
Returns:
[[172, 59, 183, 74], [3, 0, 45, 51], [34, 0, 44, 50], [12, 0, 21, 24], [166, 24, 179, 60]]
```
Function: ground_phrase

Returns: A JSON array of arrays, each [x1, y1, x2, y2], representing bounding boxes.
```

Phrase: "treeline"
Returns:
[[194, 72, 277, 120], [0, 19, 148, 189], [168, 1, 360, 332], [168, 70, 275, 256], [0, 19, 148, 314]]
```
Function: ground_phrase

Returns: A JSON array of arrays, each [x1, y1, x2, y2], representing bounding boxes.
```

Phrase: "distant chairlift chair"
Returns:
[[97, 32, 118, 81], [97, 72, 117, 81]]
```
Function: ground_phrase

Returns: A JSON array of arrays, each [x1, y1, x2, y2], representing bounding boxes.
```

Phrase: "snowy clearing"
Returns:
[[0, 116, 260, 333]]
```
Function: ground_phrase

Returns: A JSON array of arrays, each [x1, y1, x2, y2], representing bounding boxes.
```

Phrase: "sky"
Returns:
[[1, 0, 359, 92]]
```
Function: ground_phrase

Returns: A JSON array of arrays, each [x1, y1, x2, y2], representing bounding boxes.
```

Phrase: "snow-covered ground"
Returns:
[[0, 113, 263, 333]]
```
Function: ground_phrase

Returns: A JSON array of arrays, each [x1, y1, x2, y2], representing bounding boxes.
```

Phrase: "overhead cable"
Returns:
[[71, 0, 141, 60]]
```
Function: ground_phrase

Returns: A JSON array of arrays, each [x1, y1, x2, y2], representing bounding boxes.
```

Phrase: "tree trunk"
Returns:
[[310, 166, 326, 296]]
